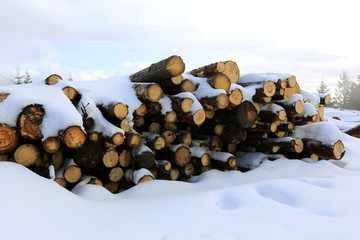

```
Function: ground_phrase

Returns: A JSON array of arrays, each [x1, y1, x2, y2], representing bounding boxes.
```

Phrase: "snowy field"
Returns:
[[1, 108, 360, 240]]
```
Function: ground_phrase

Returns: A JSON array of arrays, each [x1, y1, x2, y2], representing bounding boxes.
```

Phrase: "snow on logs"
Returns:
[[0, 55, 344, 193]]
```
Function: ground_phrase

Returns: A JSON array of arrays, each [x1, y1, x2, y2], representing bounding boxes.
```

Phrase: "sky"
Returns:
[[0, 0, 359, 92]]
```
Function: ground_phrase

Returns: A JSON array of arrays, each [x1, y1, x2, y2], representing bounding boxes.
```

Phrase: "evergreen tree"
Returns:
[[23, 69, 32, 84], [12, 69, 24, 84], [333, 71, 355, 109], [317, 78, 330, 95], [348, 75, 360, 110]]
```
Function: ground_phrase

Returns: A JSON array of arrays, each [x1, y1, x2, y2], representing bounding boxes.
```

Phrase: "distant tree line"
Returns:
[[317, 71, 360, 110]]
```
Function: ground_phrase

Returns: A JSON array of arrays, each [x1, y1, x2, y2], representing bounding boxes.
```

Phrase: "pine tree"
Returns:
[[348, 75, 360, 110], [333, 71, 355, 109], [23, 69, 32, 84], [317, 78, 330, 95], [12, 69, 24, 84]]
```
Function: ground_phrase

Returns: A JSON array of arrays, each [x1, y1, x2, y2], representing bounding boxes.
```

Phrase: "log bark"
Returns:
[[142, 132, 166, 151], [157, 75, 183, 89], [157, 167, 180, 180], [220, 123, 247, 144], [162, 79, 197, 95], [209, 151, 237, 170], [17, 104, 45, 140], [175, 131, 192, 146], [199, 93, 229, 111], [130, 55, 185, 83], [258, 103, 286, 122], [0, 124, 19, 154], [302, 139, 345, 160], [105, 102, 128, 120], [344, 124, 360, 138], [170, 95, 193, 113], [190, 62, 225, 77], [248, 122, 277, 133], [318, 94, 330, 105], [262, 137, 304, 154], [125, 168, 155, 185], [178, 163, 195, 178], [132, 144, 156, 169], [73, 138, 103, 169], [158, 144, 191, 166]]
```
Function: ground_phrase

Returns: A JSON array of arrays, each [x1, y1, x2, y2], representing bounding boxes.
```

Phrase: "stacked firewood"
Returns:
[[0, 55, 344, 193]]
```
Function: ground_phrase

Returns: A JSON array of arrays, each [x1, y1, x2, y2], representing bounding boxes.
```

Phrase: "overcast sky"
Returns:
[[1, 0, 359, 92]]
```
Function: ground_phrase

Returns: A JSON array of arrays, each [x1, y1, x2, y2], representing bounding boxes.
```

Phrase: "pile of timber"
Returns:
[[0, 55, 345, 193]]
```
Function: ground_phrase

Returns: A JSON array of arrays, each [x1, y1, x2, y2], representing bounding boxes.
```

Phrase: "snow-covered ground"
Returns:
[[1, 108, 360, 240]]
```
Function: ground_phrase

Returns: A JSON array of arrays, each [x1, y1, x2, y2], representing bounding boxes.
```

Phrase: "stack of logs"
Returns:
[[0, 55, 344, 193]]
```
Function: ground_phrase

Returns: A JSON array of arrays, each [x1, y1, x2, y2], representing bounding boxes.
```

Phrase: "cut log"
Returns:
[[0, 93, 10, 102], [62, 86, 80, 104], [148, 122, 162, 134], [135, 104, 147, 117], [142, 132, 166, 151], [207, 74, 231, 92], [54, 178, 67, 188], [102, 149, 119, 168], [130, 55, 185, 83], [170, 95, 193, 113], [108, 167, 124, 182], [344, 124, 360, 138], [87, 177, 103, 186], [50, 150, 64, 170], [14, 144, 40, 167], [158, 167, 180, 180], [164, 122, 178, 132], [258, 103, 286, 122], [190, 146, 211, 167], [132, 143, 156, 169], [199, 93, 229, 111], [190, 62, 225, 77], [126, 132, 142, 148], [235, 101, 258, 128], [248, 122, 277, 133], [61, 126, 86, 149], [302, 139, 345, 160], [133, 83, 164, 102], [45, 74, 62, 85], [318, 93, 330, 105], [223, 60, 240, 83], [42, 137, 61, 154], [176, 131, 192, 146], [261, 137, 304, 154], [105, 102, 128, 120], [156, 160, 172, 171], [228, 87, 243, 106], [119, 149, 132, 168], [63, 159, 82, 183], [276, 122, 294, 132], [157, 75, 183, 89], [0, 124, 19, 154], [220, 123, 247, 144], [179, 163, 195, 178], [120, 118, 132, 133], [104, 181, 119, 193], [274, 94, 304, 115], [73, 138, 103, 169], [125, 168, 155, 185], [208, 136, 223, 152], [209, 151, 237, 170], [158, 144, 191, 166], [162, 79, 197, 95], [17, 104, 45, 140], [161, 130, 177, 147]]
